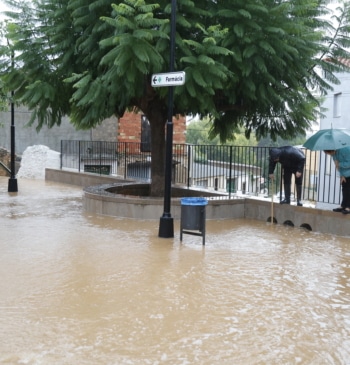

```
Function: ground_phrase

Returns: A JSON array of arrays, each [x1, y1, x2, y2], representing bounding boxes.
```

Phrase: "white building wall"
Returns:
[[321, 72, 350, 130], [316, 71, 350, 209]]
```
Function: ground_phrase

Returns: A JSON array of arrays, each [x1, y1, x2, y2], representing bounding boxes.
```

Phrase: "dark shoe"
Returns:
[[333, 207, 344, 212], [342, 209, 350, 215], [297, 201, 303, 207], [280, 199, 290, 205]]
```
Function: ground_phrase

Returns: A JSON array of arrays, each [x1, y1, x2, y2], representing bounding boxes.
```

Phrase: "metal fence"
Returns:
[[60, 140, 342, 205]]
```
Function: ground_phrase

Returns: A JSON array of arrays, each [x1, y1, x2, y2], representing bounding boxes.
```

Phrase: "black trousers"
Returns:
[[341, 177, 350, 209], [283, 168, 303, 187]]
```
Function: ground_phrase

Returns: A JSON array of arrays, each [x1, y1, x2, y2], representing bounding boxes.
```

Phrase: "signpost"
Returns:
[[156, 0, 182, 239], [152, 71, 185, 87], [8, 48, 18, 193], [8, 91, 18, 193]]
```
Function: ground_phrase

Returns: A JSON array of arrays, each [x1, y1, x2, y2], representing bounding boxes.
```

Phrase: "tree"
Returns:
[[186, 117, 258, 164], [186, 118, 221, 145], [186, 117, 257, 146], [0, 22, 10, 120], [0, 78, 7, 114], [257, 134, 307, 148], [1, 0, 350, 196]]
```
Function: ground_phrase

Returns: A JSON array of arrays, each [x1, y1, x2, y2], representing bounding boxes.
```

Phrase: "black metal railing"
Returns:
[[60, 140, 341, 205], [0, 161, 11, 174]]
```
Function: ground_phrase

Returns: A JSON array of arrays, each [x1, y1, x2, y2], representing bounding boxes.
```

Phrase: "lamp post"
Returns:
[[158, 0, 177, 238], [8, 46, 18, 193]]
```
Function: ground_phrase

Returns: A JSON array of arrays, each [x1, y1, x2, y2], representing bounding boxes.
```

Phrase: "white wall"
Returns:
[[320, 72, 350, 130], [316, 71, 350, 208]]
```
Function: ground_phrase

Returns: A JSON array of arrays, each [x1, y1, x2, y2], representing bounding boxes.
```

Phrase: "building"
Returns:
[[316, 65, 350, 209]]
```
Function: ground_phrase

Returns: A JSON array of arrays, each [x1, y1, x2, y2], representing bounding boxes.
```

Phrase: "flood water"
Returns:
[[1, 177, 350, 364]]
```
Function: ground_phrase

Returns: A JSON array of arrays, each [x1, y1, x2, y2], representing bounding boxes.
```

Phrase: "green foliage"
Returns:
[[0, 22, 10, 116], [0, 78, 8, 116], [1, 0, 350, 138], [186, 116, 257, 146], [186, 117, 220, 145], [186, 116, 258, 165], [257, 134, 307, 148]]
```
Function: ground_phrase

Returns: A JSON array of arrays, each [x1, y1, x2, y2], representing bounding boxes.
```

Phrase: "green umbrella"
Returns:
[[303, 128, 350, 150]]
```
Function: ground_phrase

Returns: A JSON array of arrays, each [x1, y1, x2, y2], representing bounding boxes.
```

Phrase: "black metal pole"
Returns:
[[158, 0, 177, 238], [8, 48, 18, 192]]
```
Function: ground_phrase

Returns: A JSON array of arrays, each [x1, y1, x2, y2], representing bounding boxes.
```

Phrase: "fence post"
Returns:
[[60, 140, 63, 170], [228, 146, 233, 198], [99, 141, 102, 175], [187, 144, 191, 189], [124, 142, 127, 179], [78, 141, 81, 172]]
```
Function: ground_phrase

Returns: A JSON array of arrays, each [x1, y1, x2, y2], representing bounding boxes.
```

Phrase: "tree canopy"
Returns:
[[0, 22, 10, 117], [186, 117, 257, 146], [1, 0, 350, 195]]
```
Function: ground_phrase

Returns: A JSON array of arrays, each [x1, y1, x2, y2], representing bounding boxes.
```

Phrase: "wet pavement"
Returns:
[[1, 177, 350, 364]]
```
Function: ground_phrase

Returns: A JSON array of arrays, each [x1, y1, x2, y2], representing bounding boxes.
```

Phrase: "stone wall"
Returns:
[[45, 168, 350, 238], [0, 147, 19, 176], [0, 106, 92, 154], [91, 115, 118, 141], [0, 147, 11, 176], [0, 106, 186, 156]]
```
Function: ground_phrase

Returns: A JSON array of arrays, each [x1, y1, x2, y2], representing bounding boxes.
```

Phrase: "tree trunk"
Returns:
[[137, 80, 170, 197], [147, 108, 167, 197]]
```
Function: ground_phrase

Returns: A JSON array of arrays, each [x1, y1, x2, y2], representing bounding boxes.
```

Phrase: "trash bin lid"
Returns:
[[181, 197, 208, 206]]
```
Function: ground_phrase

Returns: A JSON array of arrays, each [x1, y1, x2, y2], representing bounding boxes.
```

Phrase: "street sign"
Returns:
[[151, 71, 186, 87]]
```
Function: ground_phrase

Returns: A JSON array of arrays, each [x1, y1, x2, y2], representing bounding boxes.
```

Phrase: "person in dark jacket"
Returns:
[[268, 146, 305, 206]]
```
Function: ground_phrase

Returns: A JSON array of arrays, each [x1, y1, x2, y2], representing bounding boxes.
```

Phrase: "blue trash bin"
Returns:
[[180, 197, 208, 244]]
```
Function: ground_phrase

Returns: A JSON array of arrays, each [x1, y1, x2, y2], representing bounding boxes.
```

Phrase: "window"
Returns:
[[333, 92, 342, 118]]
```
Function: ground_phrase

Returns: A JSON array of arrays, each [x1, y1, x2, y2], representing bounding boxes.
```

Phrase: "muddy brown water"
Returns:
[[1, 177, 350, 364]]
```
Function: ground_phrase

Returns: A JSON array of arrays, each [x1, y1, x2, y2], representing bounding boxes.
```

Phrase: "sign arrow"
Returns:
[[152, 75, 159, 85]]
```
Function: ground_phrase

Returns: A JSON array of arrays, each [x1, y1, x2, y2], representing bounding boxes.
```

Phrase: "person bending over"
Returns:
[[268, 146, 305, 206]]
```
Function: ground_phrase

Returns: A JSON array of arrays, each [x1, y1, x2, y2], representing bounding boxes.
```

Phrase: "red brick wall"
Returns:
[[118, 112, 186, 144], [173, 115, 187, 144]]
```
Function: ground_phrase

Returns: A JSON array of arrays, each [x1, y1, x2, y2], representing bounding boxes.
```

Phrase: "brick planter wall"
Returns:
[[118, 112, 186, 145]]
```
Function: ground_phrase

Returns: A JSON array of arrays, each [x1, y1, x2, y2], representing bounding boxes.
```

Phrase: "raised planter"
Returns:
[[45, 168, 350, 237]]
